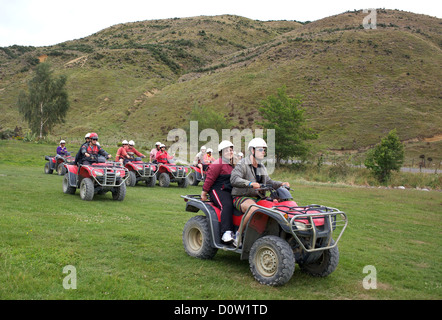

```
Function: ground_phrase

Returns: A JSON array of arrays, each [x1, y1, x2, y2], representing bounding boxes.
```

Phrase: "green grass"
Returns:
[[0, 140, 441, 300]]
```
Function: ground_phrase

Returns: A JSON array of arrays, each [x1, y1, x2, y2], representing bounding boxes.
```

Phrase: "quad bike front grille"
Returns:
[[139, 164, 156, 178], [91, 165, 128, 187], [170, 166, 188, 178]]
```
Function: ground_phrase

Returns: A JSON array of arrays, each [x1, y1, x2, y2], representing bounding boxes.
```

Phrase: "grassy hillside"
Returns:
[[0, 10, 441, 162]]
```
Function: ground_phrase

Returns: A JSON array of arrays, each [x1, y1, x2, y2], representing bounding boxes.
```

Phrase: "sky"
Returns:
[[0, 0, 441, 47]]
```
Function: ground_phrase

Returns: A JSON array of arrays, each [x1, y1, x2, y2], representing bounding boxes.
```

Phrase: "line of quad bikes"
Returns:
[[44, 151, 348, 286]]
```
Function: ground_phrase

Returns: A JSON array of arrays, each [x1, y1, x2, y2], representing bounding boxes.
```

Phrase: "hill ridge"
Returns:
[[0, 9, 440, 162]]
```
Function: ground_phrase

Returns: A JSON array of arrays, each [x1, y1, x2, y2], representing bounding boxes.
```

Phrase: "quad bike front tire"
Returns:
[[62, 174, 76, 194], [112, 182, 126, 201], [298, 240, 339, 277], [159, 172, 170, 187], [57, 163, 67, 176], [177, 177, 189, 188], [249, 235, 295, 286], [44, 162, 53, 174], [145, 175, 156, 187], [80, 178, 94, 201], [183, 216, 218, 260]]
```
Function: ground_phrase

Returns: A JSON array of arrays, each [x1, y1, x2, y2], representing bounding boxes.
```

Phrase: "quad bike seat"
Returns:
[[206, 202, 243, 227]]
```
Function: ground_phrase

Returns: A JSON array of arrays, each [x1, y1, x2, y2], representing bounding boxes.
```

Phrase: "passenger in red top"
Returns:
[[116, 140, 129, 164], [201, 140, 235, 243], [156, 144, 173, 164], [125, 140, 146, 163]]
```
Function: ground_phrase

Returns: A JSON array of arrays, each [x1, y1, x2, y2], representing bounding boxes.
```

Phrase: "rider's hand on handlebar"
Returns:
[[250, 182, 261, 189], [282, 182, 290, 189], [201, 191, 208, 201]]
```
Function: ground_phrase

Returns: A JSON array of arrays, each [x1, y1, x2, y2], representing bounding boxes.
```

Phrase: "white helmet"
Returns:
[[238, 152, 244, 157], [85, 133, 90, 139], [129, 140, 135, 146], [206, 148, 213, 153], [248, 137, 267, 150], [155, 141, 161, 146], [200, 145, 206, 151], [122, 140, 128, 145], [218, 140, 234, 152], [60, 140, 66, 144], [160, 143, 165, 148]]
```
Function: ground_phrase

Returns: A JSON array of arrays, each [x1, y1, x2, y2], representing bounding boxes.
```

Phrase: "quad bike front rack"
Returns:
[[160, 164, 191, 179], [85, 162, 129, 187], [134, 162, 158, 178]]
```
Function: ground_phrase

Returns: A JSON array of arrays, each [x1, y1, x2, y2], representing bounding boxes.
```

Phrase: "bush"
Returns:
[[0, 128, 15, 140], [364, 129, 404, 183]]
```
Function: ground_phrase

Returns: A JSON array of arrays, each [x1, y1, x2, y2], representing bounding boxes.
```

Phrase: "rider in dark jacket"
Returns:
[[79, 133, 111, 165], [201, 141, 235, 243]]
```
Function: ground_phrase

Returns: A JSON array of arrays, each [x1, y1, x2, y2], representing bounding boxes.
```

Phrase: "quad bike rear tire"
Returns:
[[126, 171, 137, 187], [80, 178, 94, 201], [44, 162, 53, 174], [159, 172, 170, 187], [112, 182, 126, 201], [62, 174, 76, 194], [183, 216, 218, 259], [298, 240, 339, 277], [249, 235, 295, 286]]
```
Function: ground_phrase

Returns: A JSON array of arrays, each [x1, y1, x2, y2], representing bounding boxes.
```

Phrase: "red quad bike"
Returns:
[[188, 165, 208, 186], [63, 157, 129, 201], [181, 185, 348, 286], [124, 161, 158, 187], [157, 162, 191, 188], [44, 153, 75, 175]]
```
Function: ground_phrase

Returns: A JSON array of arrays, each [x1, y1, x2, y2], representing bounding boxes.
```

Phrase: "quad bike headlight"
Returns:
[[294, 221, 310, 231], [94, 170, 103, 176]]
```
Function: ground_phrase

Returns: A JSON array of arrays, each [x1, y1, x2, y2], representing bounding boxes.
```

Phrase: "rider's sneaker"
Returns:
[[233, 231, 240, 247], [221, 231, 234, 243]]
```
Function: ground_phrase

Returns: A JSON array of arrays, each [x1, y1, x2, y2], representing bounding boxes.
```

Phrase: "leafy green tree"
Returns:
[[17, 63, 69, 139], [258, 86, 318, 164], [364, 129, 404, 183], [186, 103, 232, 145]]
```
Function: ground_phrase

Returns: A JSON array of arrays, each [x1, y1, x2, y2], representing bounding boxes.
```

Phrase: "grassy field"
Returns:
[[0, 140, 441, 300]]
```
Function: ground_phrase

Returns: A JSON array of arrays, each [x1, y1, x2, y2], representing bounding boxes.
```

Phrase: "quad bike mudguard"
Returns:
[[45, 155, 57, 171], [64, 164, 79, 187], [184, 196, 243, 252]]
